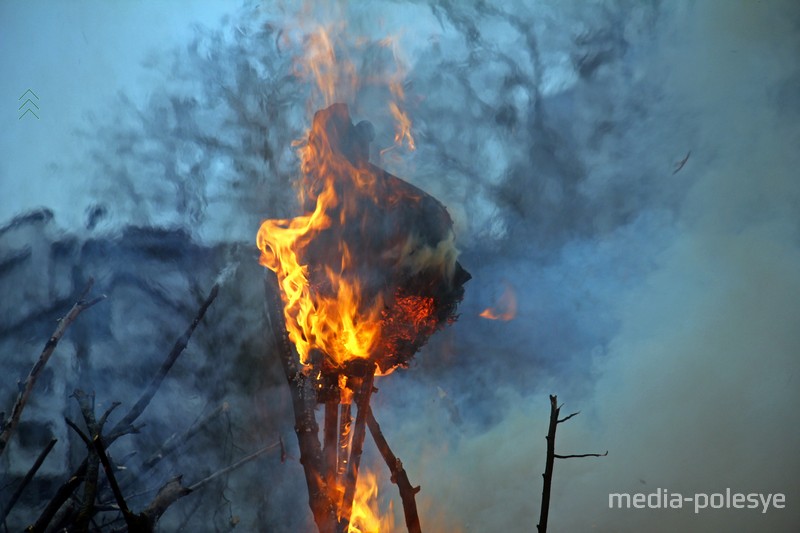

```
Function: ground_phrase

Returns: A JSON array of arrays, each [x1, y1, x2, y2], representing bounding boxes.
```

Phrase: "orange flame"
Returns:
[[298, 25, 358, 109], [382, 37, 415, 157], [257, 26, 456, 373], [480, 283, 517, 321], [389, 100, 415, 152], [257, 118, 383, 366], [348, 469, 395, 533]]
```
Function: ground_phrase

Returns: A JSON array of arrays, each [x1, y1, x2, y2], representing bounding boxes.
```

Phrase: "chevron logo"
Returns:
[[19, 89, 39, 120]]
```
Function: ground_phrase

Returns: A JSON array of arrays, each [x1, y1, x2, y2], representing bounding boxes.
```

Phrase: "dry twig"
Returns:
[[673, 150, 691, 174], [188, 441, 279, 492], [142, 402, 230, 471], [108, 284, 219, 440], [0, 278, 105, 455], [27, 283, 219, 533], [0, 438, 57, 523]]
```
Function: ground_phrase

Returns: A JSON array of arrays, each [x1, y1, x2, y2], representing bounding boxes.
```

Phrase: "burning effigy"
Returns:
[[257, 28, 469, 533], [259, 104, 470, 532], [259, 103, 469, 375]]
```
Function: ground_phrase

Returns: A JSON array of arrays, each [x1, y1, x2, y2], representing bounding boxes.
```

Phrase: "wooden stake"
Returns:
[[367, 406, 421, 533], [338, 367, 375, 532], [323, 401, 340, 499], [264, 273, 337, 533], [337, 402, 352, 496]]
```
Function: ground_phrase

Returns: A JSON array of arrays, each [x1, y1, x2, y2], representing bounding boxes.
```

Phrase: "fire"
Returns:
[[259, 21, 469, 533], [480, 282, 517, 321], [389, 100, 415, 152], [256, 103, 457, 372], [296, 24, 358, 109], [257, 26, 461, 374], [348, 469, 395, 533]]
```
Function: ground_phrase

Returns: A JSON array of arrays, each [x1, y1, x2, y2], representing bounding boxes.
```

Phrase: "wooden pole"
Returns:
[[337, 366, 375, 532], [265, 273, 337, 533], [337, 402, 352, 501], [323, 400, 340, 500], [367, 407, 422, 533]]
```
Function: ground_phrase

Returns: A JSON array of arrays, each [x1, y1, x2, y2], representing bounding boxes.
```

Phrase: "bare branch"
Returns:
[[97, 402, 122, 431], [367, 407, 421, 533], [108, 284, 219, 440], [27, 283, 219, 532], [92, 435, 149, 532], [673, 150, 691, 174], [554, 451, 608, 459], [538, 395, 606, 533], [73, 390, 100, 533], [139, 476, 192, 529], [537, 395, 558, 533], [0, 438, 57, 522], [556, 411, 580, 424], [64, 418, 91, 447], [188, 441, 279, 492], [105, 438, 276, 533], [0, 278, 105, 455], [27, 465, 86, 532], [142, 402, 229, 471]]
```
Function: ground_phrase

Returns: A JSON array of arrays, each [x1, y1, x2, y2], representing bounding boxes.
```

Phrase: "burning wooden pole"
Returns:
[[338, 363, 375, 531], [337, 403, 352, 486], [264, 273, 338, 533], [323, 400, 340, 498]]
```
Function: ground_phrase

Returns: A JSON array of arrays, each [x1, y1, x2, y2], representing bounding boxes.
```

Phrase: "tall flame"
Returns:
[[258, 22, 467, 532], [257, 26, 457, 372], [348, 470, 395, 533]]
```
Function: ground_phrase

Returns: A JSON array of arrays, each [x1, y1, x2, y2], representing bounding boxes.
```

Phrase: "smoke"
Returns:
[[377, 1, 800, 531], [2, 0, 799, 531]]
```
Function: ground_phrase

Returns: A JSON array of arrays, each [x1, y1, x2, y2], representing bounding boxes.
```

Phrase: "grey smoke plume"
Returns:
[[1, 0, 798, 531]]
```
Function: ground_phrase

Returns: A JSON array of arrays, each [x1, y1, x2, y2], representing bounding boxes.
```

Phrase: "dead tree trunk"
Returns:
[[537, 394, 607, 533], [537, 395, 558, 533]]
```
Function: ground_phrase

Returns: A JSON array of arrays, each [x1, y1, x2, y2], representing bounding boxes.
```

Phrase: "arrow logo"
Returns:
[[19, 89, 39, 120]]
